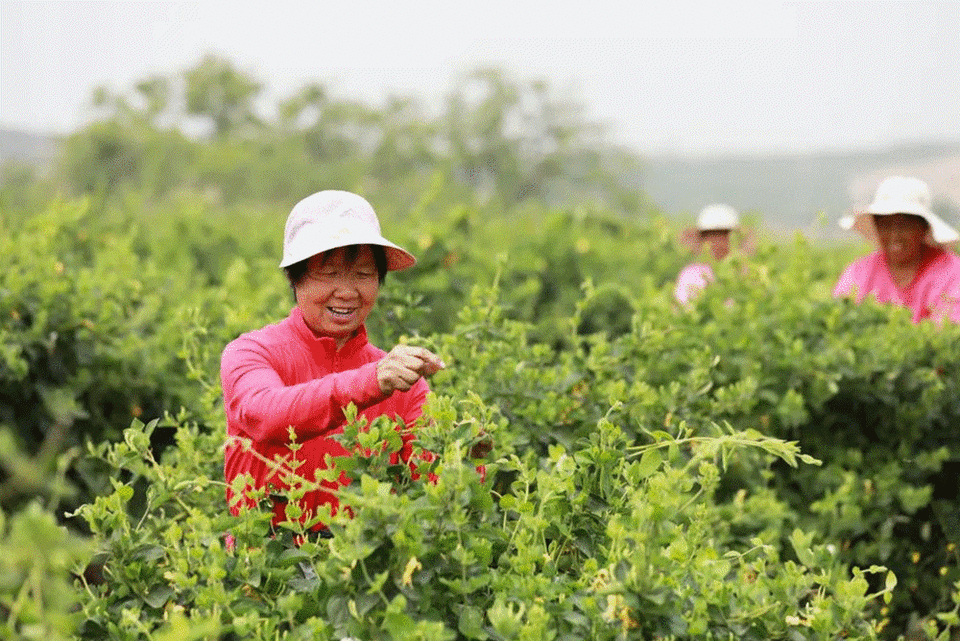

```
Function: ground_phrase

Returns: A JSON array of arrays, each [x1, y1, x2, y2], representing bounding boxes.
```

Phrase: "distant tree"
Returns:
[[133, 75, 172, 126], [59, 119, 143, 195], [277, 83, 369, 162], [49, 55, 646, 210], [183, 54, 263, 139], [443, 67, 522, 200], [59, 78, 196, 198], [277, 83, 325, 129], [441, 67, 641, 209], [369, 95, 437, 180]]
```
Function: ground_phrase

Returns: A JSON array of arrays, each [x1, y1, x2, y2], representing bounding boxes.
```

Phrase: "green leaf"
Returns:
[[635, 449, 662, 480], [885, 571, 898, 592], [143, 584, 174, 608], [277, 548, 312, 567], [132, 544, 167, 562], [788, 529, 816, 567], [458, 605, 488, 639]]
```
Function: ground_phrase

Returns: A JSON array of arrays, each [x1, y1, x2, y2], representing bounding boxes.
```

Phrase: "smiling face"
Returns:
[[873, 213, 928, 269], [295, 245, 380, 348]]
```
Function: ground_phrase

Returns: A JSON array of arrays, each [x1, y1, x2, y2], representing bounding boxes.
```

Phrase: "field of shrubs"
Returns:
[[2, 56, 960, 641], [1, 181, 958, 640]]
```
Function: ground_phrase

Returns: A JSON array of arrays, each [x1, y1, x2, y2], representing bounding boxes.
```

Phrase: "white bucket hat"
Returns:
[[279, 190, 416, 270], [696, 204, 740, 231], [839, 175, 959, 245]]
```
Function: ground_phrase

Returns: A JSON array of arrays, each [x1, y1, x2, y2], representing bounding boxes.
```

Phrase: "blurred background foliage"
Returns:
[[2, 54, 644, 214]]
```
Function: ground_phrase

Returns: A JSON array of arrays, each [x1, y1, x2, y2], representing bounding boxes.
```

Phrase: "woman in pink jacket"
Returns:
[[834, 176, 960, 324], [674, 203, 743, 305], [221, 190, 446, 537]]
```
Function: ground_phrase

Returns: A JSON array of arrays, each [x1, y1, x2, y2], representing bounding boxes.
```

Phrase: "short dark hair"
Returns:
[[283, 244, 388, 290], [873, 213, 928, 227]]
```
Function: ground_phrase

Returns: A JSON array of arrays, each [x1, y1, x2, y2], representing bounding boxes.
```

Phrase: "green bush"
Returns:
[[2, 193, 959, 639], [67, 398, 893, 640], [0, 501, 94, 641], [0, 197, 195, 515]]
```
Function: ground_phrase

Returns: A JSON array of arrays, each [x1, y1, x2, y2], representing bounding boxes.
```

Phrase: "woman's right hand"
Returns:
[[377, 345, 445, 396]]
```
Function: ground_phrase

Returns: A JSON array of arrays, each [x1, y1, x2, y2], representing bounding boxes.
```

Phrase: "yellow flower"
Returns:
[[402, 556, 422, 586]]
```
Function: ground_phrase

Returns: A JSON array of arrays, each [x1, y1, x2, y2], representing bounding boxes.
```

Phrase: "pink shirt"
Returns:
[[833, 246, 960, 324], [220, 306, 430, 528], [674, 263, 715, 305]]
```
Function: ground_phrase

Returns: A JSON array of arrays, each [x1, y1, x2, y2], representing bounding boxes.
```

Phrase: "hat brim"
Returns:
[[279, 231, 417, 271], [839, 209, 960, 245], [696, 223, 738, 232]]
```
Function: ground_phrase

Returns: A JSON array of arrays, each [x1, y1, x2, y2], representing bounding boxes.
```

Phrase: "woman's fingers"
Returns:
[[415, 350, 445, 376], [377, 346, 446, 395], [398, 346, 446, 376]]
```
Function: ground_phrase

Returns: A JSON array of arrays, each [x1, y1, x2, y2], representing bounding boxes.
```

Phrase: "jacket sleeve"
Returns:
[[674, 264, 713, 305], [833, 261, 860, 299], [221, 337, 386, 445]]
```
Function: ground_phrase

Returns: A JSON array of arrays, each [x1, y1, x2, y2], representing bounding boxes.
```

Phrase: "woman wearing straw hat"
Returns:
[[834, 176, 960, 324], [221, 190, 448, 536], [673, 203, 745, 305]]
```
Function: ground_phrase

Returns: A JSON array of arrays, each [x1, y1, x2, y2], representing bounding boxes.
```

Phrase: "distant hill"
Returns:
[[636, 141, 960, 242], [0, 128, 60, 167]]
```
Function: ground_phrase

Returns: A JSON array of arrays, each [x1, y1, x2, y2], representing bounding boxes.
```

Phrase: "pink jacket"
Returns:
[[674, 263, 715, 305], [221, 306, 430, 528], [833, 246, 960, 324]]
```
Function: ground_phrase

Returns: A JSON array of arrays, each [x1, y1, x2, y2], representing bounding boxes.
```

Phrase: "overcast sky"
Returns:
[[2, 1, 959, 156]]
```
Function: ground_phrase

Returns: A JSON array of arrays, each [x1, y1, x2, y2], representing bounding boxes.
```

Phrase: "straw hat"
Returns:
[[279, 190, 416, 270], [839, 176, 959, 245]]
